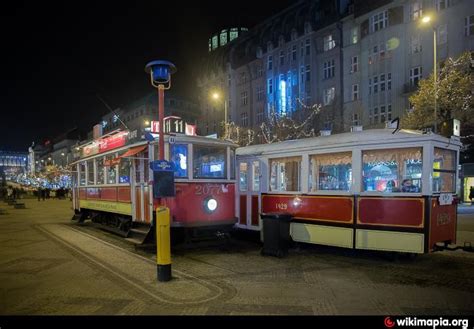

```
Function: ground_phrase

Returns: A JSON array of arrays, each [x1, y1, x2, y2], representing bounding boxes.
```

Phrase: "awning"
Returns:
[[119, 145, 147, 158], [104, 145, 147, 166]]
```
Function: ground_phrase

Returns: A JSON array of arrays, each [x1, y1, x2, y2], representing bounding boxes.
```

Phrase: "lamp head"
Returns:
[[421, 16, 431, 24], [145, 60, 177, 85]]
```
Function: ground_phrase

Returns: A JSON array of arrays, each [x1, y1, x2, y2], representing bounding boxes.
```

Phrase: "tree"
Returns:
[[403, 52, 474, 132], [222, 100, 322, 146]]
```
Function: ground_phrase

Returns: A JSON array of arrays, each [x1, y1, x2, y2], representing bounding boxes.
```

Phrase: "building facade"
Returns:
[[197, 0, 474, 138]]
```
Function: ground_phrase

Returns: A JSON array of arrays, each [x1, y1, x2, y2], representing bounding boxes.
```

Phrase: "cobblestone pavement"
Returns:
[[0, 199, 473, 315]]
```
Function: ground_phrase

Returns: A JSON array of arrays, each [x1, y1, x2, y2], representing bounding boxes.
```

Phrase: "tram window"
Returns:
[[193, 145, 226, 179], [79, 162, 86, 186], [170, 144, 188, 178], [135, 158, 143, 183], [119, 158, 130, 184], [230, 149, 236, 179], [252, 161, 260, 191], [269, 156, 301, 192], [309, 152, 352, 191], [106, 155, 117, 184], [96, 157, 105, 185], [433, 148, 456, 193], [87, 160, 94, 185], [362, 147, 422, 193], [239, 162, 248, 191]]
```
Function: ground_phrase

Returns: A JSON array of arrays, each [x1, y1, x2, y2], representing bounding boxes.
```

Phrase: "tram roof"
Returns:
[[236, 129, 462, 156]]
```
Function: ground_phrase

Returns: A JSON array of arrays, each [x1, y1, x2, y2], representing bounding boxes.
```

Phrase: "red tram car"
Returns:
[[71, 129, 237, 244]]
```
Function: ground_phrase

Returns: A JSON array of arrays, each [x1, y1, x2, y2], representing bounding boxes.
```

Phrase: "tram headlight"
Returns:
[[204, 197, 218, 213]]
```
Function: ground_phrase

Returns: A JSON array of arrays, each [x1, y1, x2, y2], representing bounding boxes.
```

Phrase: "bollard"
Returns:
[[156, 206, 171, 282]]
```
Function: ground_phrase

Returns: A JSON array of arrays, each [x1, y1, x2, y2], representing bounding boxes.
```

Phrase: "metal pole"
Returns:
[[224, 99, 228, 138], [433, 28, 437, 134], [158, 85, 165, 160]]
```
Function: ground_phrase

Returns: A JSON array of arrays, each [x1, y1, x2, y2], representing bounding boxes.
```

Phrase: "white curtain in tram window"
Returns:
[[310, 152, 352, 192], [362, 147, 422, 184]]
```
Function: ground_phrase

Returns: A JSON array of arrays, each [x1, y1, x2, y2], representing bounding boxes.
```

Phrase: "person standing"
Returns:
[[469, 186, 474, 205], [37, 186, 42, 201]]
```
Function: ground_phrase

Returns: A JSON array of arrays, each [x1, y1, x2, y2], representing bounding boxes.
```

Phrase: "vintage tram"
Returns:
[[235, 129, 461, 254], [71, 127, 237, 244]]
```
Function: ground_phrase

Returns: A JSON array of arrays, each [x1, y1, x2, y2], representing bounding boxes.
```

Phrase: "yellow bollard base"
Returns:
[[157, 264, 171, 282]]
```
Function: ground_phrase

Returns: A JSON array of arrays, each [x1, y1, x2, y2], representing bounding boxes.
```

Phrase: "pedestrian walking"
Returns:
[[469, 186, 474, 205], [37, 186, 42, 201]]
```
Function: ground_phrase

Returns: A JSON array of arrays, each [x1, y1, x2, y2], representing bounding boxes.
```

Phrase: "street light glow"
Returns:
[[421, 16, 431, 24], [212, 92, 220, 100]]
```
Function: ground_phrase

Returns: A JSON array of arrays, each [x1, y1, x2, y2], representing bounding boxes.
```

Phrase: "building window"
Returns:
[[241, 91, 248, 106], [323, 87, 335, 105], [351, 27, 358, 44], [240, 72, 247, 84], [300, 66, 304, 84], [352, 113, 359, 126], [228, 74, 232, 86], [268, 78, 273, 94], [410, 66, 422, 86], [370, 10, 388, 33], [256, 108, 264, 124], [230, 28, 239, 41], [220, 30, 228, 46], [373, 107, 379, 123], [280, 50, 285, 66], [380, 74, 386, 92], [465, 15, 474, 36], [257, 85, 264, 101], [352, 84, 359, 101], [411, 34, 422, 54], [305, 65, 311, 82], [292, 45, 297, 61], [257, 66, 263, 78], [323, 59, 335, 79], [369, 108, 373, 124], [410, 2, 423, 21], [387, 104, 392, 120], [373, 76, 378, 94], [437, 24, 448, 45], [267, 55, 273, 70], [323, 34, 336, 51], [305, 39, 311, 56], [240, 112, 249, 127], [300, 42, 304, 57], [369, 78, 372, 95], [387, 73, 392, 91], [436, 0, 451, 11], [380, 105, 386, 122], [350, 56, 358, 73]]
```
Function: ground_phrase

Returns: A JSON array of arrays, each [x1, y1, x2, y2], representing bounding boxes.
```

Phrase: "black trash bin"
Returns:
[[261, 212, 292, 257]]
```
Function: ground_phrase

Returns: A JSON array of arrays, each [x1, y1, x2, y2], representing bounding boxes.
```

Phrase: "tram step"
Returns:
[[126, 225, 152, 245]]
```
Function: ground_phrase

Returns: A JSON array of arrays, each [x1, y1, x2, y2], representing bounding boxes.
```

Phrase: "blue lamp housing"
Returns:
[[145, 60, 177, 84]]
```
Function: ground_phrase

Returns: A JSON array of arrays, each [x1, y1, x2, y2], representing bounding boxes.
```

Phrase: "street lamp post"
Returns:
[[421, 15, 438, 134], [145, 60, 177, 160], [211, 91, 228, 137], [145, 60, 176, 283]]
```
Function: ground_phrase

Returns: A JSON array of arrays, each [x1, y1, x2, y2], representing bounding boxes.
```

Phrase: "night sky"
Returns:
[[0, 1, 295, 151]]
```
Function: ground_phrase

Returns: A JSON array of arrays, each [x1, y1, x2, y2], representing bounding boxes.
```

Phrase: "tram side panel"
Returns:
[[429, 198, 456, 250], [159, 182, 236, 228]]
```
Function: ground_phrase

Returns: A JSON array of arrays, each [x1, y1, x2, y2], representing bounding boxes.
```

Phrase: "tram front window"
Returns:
[[433, 148, 456, 193], [362, 147, 422, 193], [193, 145, 226, 179]]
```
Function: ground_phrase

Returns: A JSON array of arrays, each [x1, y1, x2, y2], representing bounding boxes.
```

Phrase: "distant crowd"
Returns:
[[0, 185, 70, 201]]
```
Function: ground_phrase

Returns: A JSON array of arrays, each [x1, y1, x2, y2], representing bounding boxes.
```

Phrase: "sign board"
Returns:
[[168, 136, 176, 144], [439, 193, 453, 206], [150, 160, 175, 198], [150, 160, 174, 172]]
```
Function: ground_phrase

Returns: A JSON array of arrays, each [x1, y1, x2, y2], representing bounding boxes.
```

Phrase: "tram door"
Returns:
[[237, 159, 261, 230], [133, 153, 151, 223]]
